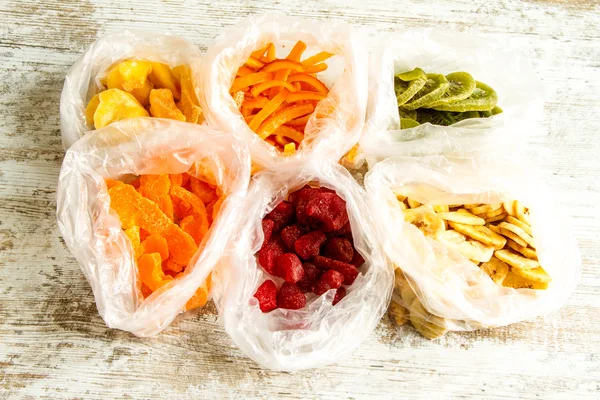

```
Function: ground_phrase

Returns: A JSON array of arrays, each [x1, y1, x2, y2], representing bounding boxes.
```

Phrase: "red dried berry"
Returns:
[[277, 283, 306, 310], [266, 201, 295, 232], [322, 237, 354, 263], [336, 221, 352, 236], [261, 219, 275, 247], [350, 249, 365, 268], [312, 255, 359, 285], [254, 280, 278, 312], [313, 270, 344, 295], [257, 236, 285, 275], [296, 262, 322, 292], [294, 230, 327, 260], [275, 253, 304, 284], [305, 192, 349, 232], [288, 185, 316, 207], [333, 286, 347, 305], [280, 224, 308, 250]]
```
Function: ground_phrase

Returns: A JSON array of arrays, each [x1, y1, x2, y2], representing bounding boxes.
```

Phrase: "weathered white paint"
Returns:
[[1, 0, 599, 398]]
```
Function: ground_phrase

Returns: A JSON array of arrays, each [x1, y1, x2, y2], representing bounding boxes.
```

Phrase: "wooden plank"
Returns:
[[1, 0, 599, 398]]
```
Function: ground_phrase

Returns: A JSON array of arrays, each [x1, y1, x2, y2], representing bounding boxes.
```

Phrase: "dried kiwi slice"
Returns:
[[399, 107, 417, 120], [400, 118, 420, 129], [432, 81, 498, 112], [491, 106, 503, 115], [394, 76, 427, 106], [479, 110, 492, 117], [396, 67, 427, 81], [417, 109, 479, 126], [427, 72, 476, 107], [402, 73, 450, 110]]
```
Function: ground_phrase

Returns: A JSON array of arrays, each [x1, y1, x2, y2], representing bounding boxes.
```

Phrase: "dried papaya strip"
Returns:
[[259, 60, 305, 73], [230, 71, 273, 92], [242, 96, 270, 110], [285, 115, 310, 127], [248, 89, 289, 131], [251, 44, 271, 59], [244, 114, 256, 123], [105, 178, 123, 190], [273, 125, 305, 143], [236, 65, 255, 76], [141, 283, 153, 298], [170, 174, 183, 187], [265, 43, 276, 62], [162, 224, 197, 265], [171, 185, 207, 217], [141, 234, 169, 261], [211, 196, 225, 221], [184, 274, 211, 311], [124, 226, 142, 260], [256, 103, 314, 139], [180, 213, 209, 245], [287, 74, 328, 94], [287, 41, 307, 62], [303, 63, 328, 74], [301, 51, 334, 67], [138, 253, 172, 291], [286, 91, 327, 103], [244, 57, 265, 70], [250, 80, 296, 97], [163, 257, 185, 273]]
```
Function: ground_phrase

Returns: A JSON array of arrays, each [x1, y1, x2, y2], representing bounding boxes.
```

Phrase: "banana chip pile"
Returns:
[[390, 195, 551, 339]]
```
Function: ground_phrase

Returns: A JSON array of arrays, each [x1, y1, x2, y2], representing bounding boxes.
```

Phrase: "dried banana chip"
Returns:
[[503, 200, 516, 217], [480, 257, 509, 284], [515, 201, 531, 225], [407, 198, 421, 209], [484, 212, 508, 223], [433, 205, 450, 213], [452, 239, 494, 262], [404, 206, 446, 237], [389, 301, 408, 326], [495, 249, 540, 270], [409, 299, 447, 340], [505, 216, 532, 236], [506, 238, 537, 260], [470, 203, 502, 215], [511, 266, 551, 283], [502, 271, 548, 290], [498, 222, 535, 248], [438, 209, 485, 225], [437, 229, 466, 245], [449, 222, 506, 250]]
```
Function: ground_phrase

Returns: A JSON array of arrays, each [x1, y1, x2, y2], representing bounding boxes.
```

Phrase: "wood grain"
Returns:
[[1, 0, 599, 398]]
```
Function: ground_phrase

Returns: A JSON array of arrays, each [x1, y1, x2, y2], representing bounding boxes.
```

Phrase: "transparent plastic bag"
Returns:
[[201, 13, 368, 170], [362, 29, 544, 164], [365, 155, 580, 336], [60, 29, 203, 149], [56, 118, 250, 337], [213, 161, 393, 371]]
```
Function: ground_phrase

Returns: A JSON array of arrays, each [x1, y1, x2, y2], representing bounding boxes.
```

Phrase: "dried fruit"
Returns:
[[94, 88, 149, 129], [85, 94, 100, 127], [185, 276, 210, 310], [140, 234, 169, 261], [254, 280, 278, 312], [277, 282, 306, 310], [138, 174, 173, 220], [322, 237, 354, 263], [296, 262, 321, 292], [333, 286, 346, 305], [149, 88, 186, 121], [275, 253, 304, 283], [138, 253, 172, 291], [148, 62, 181, 100], [280, 224, 308, 250], [312, 255, 359, 285], [257, 236, 285, 275], [305, 192, 349, 232], [349, 250, 365, 268], [265, 201, 295, 232], [294, 230, 327, 260], [313, 269, 344, 295], [261, 219, 275, 246]]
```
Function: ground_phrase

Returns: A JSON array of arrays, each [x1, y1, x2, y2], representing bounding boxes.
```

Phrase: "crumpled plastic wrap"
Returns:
[[56, 118, 250, 337], [212, 161, 393, 371], [201, 13, 368, 170], [365, 155, 580, 332], [362, 29, 545, 164], [60, 29, 203, 149]]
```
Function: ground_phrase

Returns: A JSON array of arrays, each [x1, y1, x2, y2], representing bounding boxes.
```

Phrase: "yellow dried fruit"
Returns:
[[85, 94, 100, 127], [149, 89, 186, 121], [173, 65, 202, 124], [93, 88, 149, 129], [148, 62, 181, 100]]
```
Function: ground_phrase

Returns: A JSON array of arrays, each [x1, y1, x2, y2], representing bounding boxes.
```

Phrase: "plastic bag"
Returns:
[[365, 155, 580, 335], [201, 13, 368, 170], [362, 29, 544, 164], [56, 118, 250, 337], [213, 161, 393, 371], [60, 29, 203, 149]]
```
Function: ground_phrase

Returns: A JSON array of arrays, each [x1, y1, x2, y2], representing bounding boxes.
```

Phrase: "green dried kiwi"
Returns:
[[394, 76, 427, 106], [427, 72, 476, 107], [400, 118, 421, 129], [479, 110, 492, 117], [417, 109, 479, 126], [396, 67, 427, 81], [491, 106, 503, 115], [399, 107, 417, 120], [432, 81, 498, 112], [402, 73, 450, 110]]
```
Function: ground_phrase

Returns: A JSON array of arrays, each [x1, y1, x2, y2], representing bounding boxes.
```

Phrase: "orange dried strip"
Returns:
[[259, 59, 305, 73], [244, 114, 256, 123], [242, 96, 270, 110], [286, 91, 327, 103], [248, 89, 289, 131], [251, 44, 271, 59], [141, 234, 169, 261], [266, 43, 276, 62], [236, 66, 255, 76], [163, 258, 185, 273], [287, 41, 307, 62], [169, 173, 183, 187], [287, 74, 329, 94], [184, 274, 211, 311], [138, 253, 172, 291], [303, 63, 328, 74], [171, 185, 207, 217], [301, 51, 334, 67], [230, 71, 273, 92], [244, 57, 265, 70], [124, 226, 142, 260], [273, 125, 305, 143], [250, 80, 296, 97], [285, 115, 310, 127], [138, 174, 174, 221], [180, 213, 209, 245], [257, 103, 314, 139], [211, 196, 225, 221]]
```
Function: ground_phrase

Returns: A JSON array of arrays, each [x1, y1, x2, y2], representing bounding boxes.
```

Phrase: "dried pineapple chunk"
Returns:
[[93, 88, 149, 128], [149, 89, 185, 121], [148, 62, 181, 100]]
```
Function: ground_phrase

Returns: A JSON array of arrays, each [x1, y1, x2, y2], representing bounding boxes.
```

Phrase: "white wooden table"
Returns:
[[1, 0, 599, 398]]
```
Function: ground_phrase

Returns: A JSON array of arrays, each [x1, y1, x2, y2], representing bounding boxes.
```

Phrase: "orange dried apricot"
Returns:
[[148, 62, 181, 100], [189, 177, 218, 205], [124, 226, 142, 260], [140, 234, 169, 260], [180, 213, 209, 245], [184, 274, 211, 311], [94, 89, 149, 129], [138, 253, 172, 291], [149, 89, 186, 121], [163, 257, 185, 273], [138, 174, 174, 220], [170, 185, 207, 216]]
